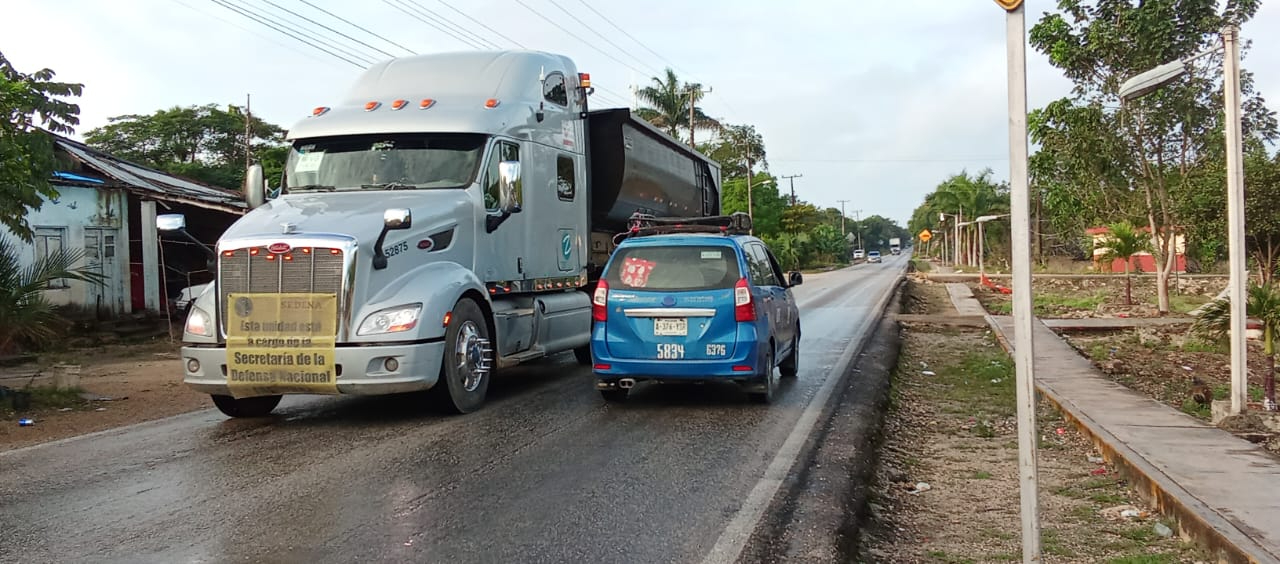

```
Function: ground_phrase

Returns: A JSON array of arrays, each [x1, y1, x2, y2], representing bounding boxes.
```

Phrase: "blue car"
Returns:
[[590, 217, 802, 404]]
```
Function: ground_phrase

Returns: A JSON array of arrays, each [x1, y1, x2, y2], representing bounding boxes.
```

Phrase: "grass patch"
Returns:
[[1042, 528, 1075, 557], [911, 259, 933, 272], [1181, 398, 1211, 419], [1181, 338, 1224, 353], [972, 470, 993, 480], [924, 550, 976, 564], [1154, 293, 1211, 314], [27, 386, 87, 410], [1108, 555, 1179, 564]]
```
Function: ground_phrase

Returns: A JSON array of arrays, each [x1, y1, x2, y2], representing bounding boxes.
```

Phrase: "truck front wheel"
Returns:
[[211, 394, 281, 418], [432, 299, 493, 414]]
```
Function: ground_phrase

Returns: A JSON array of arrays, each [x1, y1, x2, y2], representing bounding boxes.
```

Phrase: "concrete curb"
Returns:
[[983, 314, 1280, 564]]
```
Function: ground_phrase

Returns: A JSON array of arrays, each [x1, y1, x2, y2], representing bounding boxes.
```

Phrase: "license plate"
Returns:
[[653, 318, 687, 336]]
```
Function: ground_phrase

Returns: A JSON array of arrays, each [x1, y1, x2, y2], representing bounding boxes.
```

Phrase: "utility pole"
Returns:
[[244, 93, 252, 170], [781, 174, 803, 205], [687, 85, 711, 148], [836, 199, 851, 236], [853, 209, 863, 250]]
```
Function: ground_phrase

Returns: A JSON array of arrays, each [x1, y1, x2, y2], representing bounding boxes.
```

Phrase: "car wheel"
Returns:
[[780, 334, 799, 379], [748, 347, 777, 404], [431, 298, 493, 414], [573, 345, 592, 366], [600, 388, 629, 403], [211, 394, 281, 418]]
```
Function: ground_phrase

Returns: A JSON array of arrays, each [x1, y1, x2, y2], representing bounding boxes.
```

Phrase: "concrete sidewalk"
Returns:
[[989, 316, 1280, 563]]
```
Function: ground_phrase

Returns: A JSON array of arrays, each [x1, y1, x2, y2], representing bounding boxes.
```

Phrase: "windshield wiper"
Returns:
[[288, 184, 337, 192], [361, 182, 419, 191]]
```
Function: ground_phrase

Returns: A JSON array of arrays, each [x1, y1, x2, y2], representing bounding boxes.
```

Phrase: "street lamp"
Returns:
[[746, 178, 774, 235], [975, 214, 1011, 279], [1119, 27, 1248, 415]]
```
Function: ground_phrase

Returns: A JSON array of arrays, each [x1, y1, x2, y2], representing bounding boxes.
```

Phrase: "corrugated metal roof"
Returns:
[[54, 135, 246, 213]]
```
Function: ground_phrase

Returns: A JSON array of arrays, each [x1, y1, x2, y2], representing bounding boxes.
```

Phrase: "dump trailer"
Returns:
[[171, 51, 720, 416]]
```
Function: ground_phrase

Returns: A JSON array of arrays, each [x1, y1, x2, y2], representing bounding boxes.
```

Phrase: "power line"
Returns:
[[512, 0, 651, 78], [382, 0, 488, 50], [168, 0, 338, 68], [235, 0, 382, 65], [296, 0, 416, 55], [401, 0, 502, 49], [209, 0, 369, 68], [436, 0, 526, 49], [259, 0, 399, 59], [546, 1, 662, 77]]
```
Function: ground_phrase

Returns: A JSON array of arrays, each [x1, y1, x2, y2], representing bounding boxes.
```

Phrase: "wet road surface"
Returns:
[[0, 256, 906, 564]]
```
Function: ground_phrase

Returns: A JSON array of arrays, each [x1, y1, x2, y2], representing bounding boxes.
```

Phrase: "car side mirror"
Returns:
[[498, 161, 522, 214], [787, 271, 803, 287]]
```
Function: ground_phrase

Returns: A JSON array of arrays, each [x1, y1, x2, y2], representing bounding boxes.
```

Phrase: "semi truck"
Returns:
[[889, 237, 902, 255], [167, 51, 721, 417]]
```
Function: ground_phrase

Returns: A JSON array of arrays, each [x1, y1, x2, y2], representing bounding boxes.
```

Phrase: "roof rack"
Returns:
[[615, 212, 753, 243]]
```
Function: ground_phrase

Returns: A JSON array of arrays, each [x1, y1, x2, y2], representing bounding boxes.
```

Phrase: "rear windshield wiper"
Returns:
[[287, 184, 337, 192], [361, 182, 418, 191]]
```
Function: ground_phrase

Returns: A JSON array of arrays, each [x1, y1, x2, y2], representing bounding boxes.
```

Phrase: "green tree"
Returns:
[[907, 169, 1008, 263], [1194, 282, 1280, 410], [1028, 0, 1277, 312], [0, 237, 103, 354], [84, 103, 287, 190], [701, 123, 766, 179], [0, 51, 83, 242], [721, 172, 785, 238], [635, 68, 721, 144], [1097, 221, 1150, 305]]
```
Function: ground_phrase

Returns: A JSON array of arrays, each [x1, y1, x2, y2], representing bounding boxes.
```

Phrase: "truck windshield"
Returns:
[[284, 133, 486, 192]]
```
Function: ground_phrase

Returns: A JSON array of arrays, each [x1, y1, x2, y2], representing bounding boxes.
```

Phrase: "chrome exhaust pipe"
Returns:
[[618, 378, 636, 389]]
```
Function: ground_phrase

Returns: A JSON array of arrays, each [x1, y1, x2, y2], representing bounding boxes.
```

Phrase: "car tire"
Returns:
[[600, 388, 629, 403], [780, 334, 799, 379], [211, 394, 281, 418], [573, 345, 592, 366], [431, 298, 492, 414], [748, 347, 777, 404]]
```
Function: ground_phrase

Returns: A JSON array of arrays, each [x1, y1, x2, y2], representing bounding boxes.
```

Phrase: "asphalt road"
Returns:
[[0, 255, 907, 564]]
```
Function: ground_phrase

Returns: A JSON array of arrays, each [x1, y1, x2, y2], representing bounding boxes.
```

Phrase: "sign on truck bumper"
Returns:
[[181, 340, 445, 397]]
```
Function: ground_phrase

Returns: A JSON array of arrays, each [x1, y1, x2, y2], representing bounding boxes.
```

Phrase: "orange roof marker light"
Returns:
[[578, 73, 591, 88], [365, 101, 381, 111], [419, 98, 436, 109], [391, 99, 408, 110], [484, 98, 500, 109], [312, 106, 330, 117]]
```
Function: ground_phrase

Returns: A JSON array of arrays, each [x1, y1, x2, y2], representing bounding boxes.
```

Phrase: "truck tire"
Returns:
[[432, 298, 492, 414], [211, 394, 281, 418], [573, 345, 592, 366]]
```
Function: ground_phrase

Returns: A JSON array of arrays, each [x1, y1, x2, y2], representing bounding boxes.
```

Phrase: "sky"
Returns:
[[7, 0, 1280, 227]]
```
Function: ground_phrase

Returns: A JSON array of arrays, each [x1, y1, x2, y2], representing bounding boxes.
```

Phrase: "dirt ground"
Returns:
[[862, 300, 1210, 563], [971, 276, 1226, 318], [0, 340, 210, 452]]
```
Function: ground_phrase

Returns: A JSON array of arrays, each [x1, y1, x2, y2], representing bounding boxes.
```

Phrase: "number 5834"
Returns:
[[656, 343, 685, 359]]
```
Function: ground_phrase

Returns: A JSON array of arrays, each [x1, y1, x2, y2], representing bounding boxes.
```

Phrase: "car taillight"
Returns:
[[592, 280, 609, 322], [734, 278, 755, 322]]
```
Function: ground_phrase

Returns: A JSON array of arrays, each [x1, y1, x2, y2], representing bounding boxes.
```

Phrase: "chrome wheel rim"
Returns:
[[454, 321, 490, 393]]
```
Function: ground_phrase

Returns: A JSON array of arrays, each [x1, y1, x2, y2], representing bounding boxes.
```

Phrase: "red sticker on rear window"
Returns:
[[620, 256, 657, 288]]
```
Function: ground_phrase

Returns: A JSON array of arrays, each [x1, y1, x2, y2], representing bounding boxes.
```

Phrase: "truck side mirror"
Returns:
[[498, 161, 522, 214], [787, 271, 803, 287], [373, 208, 412, 270], [245, 164, 267, 209], [157, 214, 186, 232]]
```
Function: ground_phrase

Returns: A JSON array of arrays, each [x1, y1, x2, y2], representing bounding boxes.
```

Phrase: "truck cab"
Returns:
[[172, 51, 720, 417]]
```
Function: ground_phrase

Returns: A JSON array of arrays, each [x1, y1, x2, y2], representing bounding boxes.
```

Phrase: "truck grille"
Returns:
[[218, 245, 346, 334]]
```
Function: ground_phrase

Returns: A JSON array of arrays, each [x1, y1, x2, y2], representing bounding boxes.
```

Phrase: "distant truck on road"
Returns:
[[889, 237, 902, 255], [167, 51, 721, 417]]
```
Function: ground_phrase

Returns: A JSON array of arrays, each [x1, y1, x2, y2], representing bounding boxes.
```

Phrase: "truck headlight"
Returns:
[[185, 307, 213, 337], [358, 304, 422, 336]]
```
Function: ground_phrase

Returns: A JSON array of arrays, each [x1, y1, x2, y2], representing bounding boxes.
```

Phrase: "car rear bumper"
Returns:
[[181, 341, 444, 396], [589, 342, 762, 381]]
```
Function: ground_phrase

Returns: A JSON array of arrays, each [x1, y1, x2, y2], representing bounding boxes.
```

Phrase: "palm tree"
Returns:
[[1097, 221, 1149, 306], [1194, 283, 1280, 411], [0, 237, 103, 355], [635, 68, 721, 144]]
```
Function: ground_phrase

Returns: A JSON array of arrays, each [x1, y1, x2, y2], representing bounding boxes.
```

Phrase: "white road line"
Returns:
[[700, 261, 904, 564]]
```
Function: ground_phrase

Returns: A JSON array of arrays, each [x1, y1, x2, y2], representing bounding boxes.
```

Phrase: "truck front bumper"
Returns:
[[181, 340, 445, 396]]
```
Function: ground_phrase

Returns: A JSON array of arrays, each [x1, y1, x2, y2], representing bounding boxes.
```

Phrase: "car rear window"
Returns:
[[605, 245, 741, 291]]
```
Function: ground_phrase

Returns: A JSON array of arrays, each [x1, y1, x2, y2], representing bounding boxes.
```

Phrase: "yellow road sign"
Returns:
[[994, 0, 1023, 10], [919, 229, 932, 243]]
